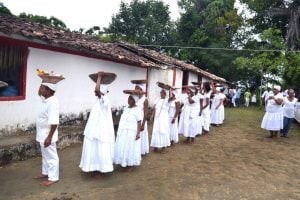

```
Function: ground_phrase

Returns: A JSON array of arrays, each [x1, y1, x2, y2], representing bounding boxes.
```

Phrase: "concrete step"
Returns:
[[0, 124, 85, 166]]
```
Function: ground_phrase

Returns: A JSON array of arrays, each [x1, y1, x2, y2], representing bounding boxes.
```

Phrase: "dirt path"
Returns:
[[1, 107, 300, 200]]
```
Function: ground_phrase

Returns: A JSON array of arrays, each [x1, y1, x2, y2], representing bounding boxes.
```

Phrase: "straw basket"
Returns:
[[89, 72, 117, 84], [39, 75, 65, 84], [156, 82, 172, 90], [123, 89, 146, 95]]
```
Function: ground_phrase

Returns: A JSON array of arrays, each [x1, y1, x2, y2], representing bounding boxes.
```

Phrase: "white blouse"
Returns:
[[283, 97, 298, 118]]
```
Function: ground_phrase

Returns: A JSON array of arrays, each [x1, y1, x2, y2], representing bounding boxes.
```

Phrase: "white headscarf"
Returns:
[[273, 85, 281, 92], [136, 83, 146, 92], [42, 82, 57, 91]]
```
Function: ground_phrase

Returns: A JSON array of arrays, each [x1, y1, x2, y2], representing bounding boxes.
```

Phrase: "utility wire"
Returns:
[[139, 44, 300, 53]]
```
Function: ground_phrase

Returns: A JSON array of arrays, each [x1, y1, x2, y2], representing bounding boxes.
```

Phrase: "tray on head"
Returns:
[[157, 82, 172, 90], [89, 72, 117, 84], [38, 75, 65, 84], [131, 79, 147, 84], [123, 89, 146, 95]]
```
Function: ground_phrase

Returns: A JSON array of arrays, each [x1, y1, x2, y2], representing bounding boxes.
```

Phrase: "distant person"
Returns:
[[201, 82, 212, 135], [235, 88, 241, 107], [231, 88, 237, 107], [244, 90, 251, 107], [251, 93, 257, 106], [261, 88, 272, 106], [0, 80, 18, 96], [261, 86, 283, 138], [280, 89, 298, 138], [210, 87, 226, 127]]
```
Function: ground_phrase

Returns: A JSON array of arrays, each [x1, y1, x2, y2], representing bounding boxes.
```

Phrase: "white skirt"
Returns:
[[261, 111, 283, 131], [202, 109, 211, 131], [140, 122, 149, 155], [169, 117, 179, 143], [183, 117, 198, 138], [210, 106, 224, 125], [178, 108, 190, 135], [114, 129, 141, 167], [79, 136, 114, 173], [151, 115, 170, 148]]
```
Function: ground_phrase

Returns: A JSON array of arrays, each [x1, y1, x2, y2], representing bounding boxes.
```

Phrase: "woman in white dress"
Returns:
[[178, 87, 190, 136], [210, 87, 226, 126], [150, 88, 170, 153], [114, 91, 143, 170], [280, 89, 297, 138], [168, 88, 180, 146], [184, 87, 200, 144], [261, 85, 284, 138], [201, 82, 211, 135], [79, 72, 115, 177], [194, 87, 204, 136], [132, 81, 149, 155]]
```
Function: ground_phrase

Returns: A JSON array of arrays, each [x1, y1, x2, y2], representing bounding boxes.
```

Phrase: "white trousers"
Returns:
[[40, 142, 59, 181]]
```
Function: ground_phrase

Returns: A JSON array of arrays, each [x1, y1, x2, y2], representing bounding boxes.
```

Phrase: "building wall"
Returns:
[[0, 48, 146, 133], [188, 72, 199, 85]]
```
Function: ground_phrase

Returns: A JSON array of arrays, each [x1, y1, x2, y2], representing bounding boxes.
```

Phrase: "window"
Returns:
[[182, 70, 189, 93], [0, 43, 28, 101]]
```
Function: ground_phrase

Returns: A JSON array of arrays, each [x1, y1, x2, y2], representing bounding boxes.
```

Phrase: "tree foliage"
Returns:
[[19, 13, 67, 29], [0, 2, 12, 15], [105, 0, 174, 46]]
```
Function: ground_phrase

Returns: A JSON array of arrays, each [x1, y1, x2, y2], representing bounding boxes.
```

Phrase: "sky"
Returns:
[[1, 0, 181, 31]]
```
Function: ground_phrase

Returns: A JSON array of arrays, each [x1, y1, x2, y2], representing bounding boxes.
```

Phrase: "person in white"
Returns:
[[35, 82, 60, 186], [134, 82, 149, 155], [114, 93, 142, 170], [231, 88, 237, 107], [168, 88, 180, 146], [183, 87, 200, 144], [280, 89, 297, 138], [178, 87, 190, 137], [193, 86, 204, 136], [210, 87, 226, 126], [261, 88, 273, 106], [200, 82, 211, 135], [150, 88, 170, 153], [79, 73, 115, 177], [261, 85, 284, 138], [251, 93, 257, 106]]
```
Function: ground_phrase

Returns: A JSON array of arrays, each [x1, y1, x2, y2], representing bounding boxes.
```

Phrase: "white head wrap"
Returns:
[[273, 85, 281, 92], [136, 83, 146, 92], [131, 95, 139, 103], [42, 82, 57, 92]]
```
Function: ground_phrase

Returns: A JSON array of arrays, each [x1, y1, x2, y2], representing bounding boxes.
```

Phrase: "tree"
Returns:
[[174, 0, 243, 82], [0, 2, 12, 15], [19, 13, 67, 29], [105, 0, 174, 46]]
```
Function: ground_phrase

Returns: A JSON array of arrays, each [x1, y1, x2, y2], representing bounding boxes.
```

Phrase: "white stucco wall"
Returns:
[[188, 72, 199, 85], [147, 68, 174, 106], [0, 48, 146, 132]]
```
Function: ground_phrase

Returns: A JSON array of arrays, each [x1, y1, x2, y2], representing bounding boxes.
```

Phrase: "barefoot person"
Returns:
[[150, 83, 170, 153], [201, 82, 211, 135], [132, 80, 149, 156], [114, 90, 143, 170], [35, 72, 64, 186], [261, 85, 284, 138], [79, 72, 115, 178]]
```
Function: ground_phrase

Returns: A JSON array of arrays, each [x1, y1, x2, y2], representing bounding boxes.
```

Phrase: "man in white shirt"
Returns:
[[34, 82, 60, 186]]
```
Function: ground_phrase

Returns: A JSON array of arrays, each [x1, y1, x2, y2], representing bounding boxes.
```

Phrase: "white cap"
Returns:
[[136, 83, 146, 92]]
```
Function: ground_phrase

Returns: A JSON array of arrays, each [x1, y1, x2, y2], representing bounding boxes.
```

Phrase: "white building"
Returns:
[[0, 14, 227, 135]]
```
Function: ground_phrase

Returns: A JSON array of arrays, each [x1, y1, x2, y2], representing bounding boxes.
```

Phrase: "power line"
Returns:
[[139, 44, 300, 53]]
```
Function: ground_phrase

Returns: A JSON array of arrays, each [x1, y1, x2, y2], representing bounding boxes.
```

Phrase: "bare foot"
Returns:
[[40, 180, 58, 186], [33, 174, 48, 179]]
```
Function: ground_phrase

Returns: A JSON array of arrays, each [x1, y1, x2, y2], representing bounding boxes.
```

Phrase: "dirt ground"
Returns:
[[1, 107, 300, 200]]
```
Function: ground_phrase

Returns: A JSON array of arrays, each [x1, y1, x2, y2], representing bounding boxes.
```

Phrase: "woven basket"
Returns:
[[39, 75, 65, 84], [89, 72, 117, 84], [156, 82, 172, 90], [123, 89, 146, 95], [131, 79, 147, 84]]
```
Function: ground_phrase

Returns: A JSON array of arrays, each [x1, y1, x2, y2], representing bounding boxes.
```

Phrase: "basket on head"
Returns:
[[157, 82, 172, 90], [131, 79, 147, 84], [123, 89, 146, 95], [89, 72, 117, 84], [191, 81, 202, 86], [38, 75, 65, 84]]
